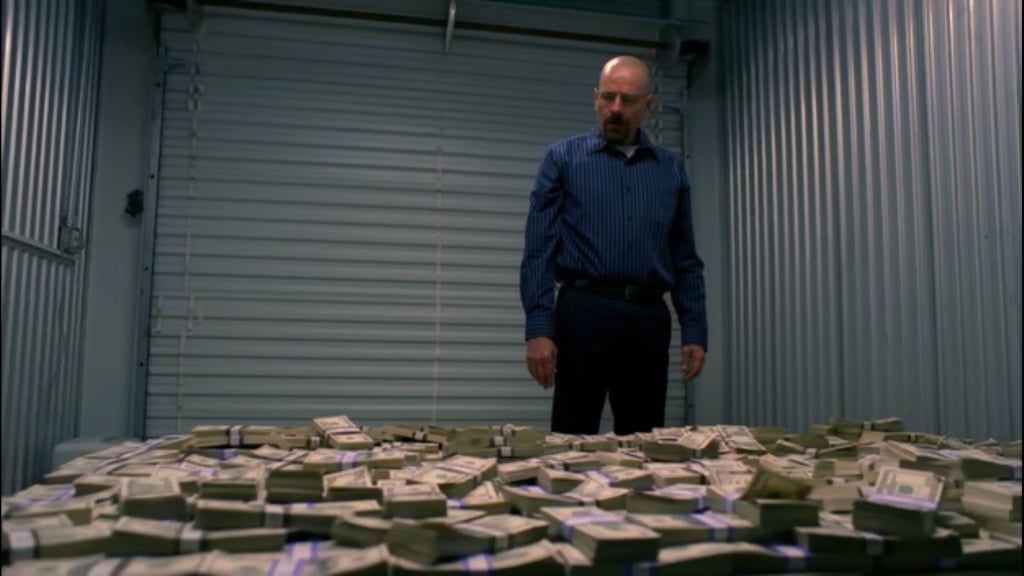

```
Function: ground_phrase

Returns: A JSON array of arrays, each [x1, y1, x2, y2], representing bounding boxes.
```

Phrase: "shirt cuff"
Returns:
[[680, 325, 708, 350], [525, 314, 555, 341]]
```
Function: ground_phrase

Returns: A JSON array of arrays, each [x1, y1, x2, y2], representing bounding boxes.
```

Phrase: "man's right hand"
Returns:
[[526, 336, 558, 389]]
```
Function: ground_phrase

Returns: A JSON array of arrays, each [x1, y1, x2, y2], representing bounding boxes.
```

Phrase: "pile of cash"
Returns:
[[1, 415, 1021, 575]]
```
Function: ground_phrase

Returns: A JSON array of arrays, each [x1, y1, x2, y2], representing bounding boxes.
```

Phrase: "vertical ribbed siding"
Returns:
[[722, 0, 1021, 440], [1, 0, 104, 494]]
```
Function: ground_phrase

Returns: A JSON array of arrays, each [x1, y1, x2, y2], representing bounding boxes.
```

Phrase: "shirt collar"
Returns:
[[587, 125, 659, 159]]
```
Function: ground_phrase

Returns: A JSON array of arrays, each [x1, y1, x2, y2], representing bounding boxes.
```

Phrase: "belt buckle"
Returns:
[[624, 285, 641, 301]]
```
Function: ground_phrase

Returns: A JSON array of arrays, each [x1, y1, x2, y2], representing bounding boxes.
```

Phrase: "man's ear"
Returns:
[[645, 93, 657, 112]]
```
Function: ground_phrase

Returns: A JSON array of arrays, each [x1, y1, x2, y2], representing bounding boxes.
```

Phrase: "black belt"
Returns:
[[564, 279, 665, 302]]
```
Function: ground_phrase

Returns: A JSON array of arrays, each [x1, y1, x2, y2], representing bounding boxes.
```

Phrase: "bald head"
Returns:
[[598, 55, 652, 94], [593, 55, 655, 145]]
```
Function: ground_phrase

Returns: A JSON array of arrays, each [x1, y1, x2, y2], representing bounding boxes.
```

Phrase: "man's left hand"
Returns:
[[681, 344, 705, 381]]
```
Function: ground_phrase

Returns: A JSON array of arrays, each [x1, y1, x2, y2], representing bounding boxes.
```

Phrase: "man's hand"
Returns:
[[526, 336, 558, 389], [681, 344, 706, 381]]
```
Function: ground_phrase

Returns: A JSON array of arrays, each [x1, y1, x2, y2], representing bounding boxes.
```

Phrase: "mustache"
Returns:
[[605, 114, 625, 124]]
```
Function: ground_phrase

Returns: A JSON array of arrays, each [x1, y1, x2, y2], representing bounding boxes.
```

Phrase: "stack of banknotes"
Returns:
[[1, 415, 1021, 575]]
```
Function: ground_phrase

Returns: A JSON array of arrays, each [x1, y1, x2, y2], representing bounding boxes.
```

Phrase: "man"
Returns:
[[519, 55, 707, 436]]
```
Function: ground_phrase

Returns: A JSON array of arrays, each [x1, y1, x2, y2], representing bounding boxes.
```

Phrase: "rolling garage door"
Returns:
[[144, 4, 691, 435]]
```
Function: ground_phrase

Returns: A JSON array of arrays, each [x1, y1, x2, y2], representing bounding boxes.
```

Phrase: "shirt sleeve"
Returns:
[[520, 147, 563, 340], [670, 160, 708, 349]]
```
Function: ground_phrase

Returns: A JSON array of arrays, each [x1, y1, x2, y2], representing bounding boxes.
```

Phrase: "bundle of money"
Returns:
[[498, 484, 579, 516], [385, 513, 546, 565], [193, 499, 380, 537], [794, 524, 886, 556], [625, 485, 707, 514], [704, 484, 745, 515], [272, 425, 323, 450], [1, 523, 111, 564], [457, 514, 548, 552], [2, 555, 110, 575], [545, 434, 617, 453], [148, 464, 218, 495], [549, 540, 654, 576], [741, 465, 814, 501], [582, 466, 654, 491], [4, 494, 101, 526], [303, 448, 406, 474], [784, 433, 831, 450], [197, 466, 262, 501], [310, 544, 390, 575], [324, 466, 381, 502], [331, 512, 394, 548], [852, 467, 944, 537], [312, 416, 375, 450], [762, 542, 874, 574], [532, 451, 602, 472], [815, 441, 860, 460], [642, 463, 702, 487], [807, 480, 867, 512], [108, 517, 287, 556], [562, 480, 630, 510], [634, 541, 740, 574], [592, 449, 646, 469], [716, 425, 768, 454], [626, 511, 760, 545], [536, 506, 623, 541], [749, 426, 786, 445], [641, 429, 719, 462], [407, 467, 477, 499], [1, 515, 74, 532], [1002, 440, 1022, 459], [117, 477, 188, 521], [71, 475, 125, 497], [771, 439, 810, 456], [693, 459, 752, 485], [962, 480, 1022, 522], [828, 418, 867, 440], [382, 483, 448, 518], [734, 499, 819, 533], [5, 485, 78, 508], [954, 448, 1023, 480], [189, 425, 275, 448], [442, 427, 500, 455], [566, 519, 660, 562], [490, 425, 546, 445], [374, 424, 427, 443], [496, 461, 541, 484], [446, 481, 511, 515], [537, 468, 585, 494], [935, 510, 982, 538], [243, 445, 309, 464], [389, 540, 563, 576]]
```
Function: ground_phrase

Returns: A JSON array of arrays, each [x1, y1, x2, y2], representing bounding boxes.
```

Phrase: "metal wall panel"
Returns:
[[721, 0, 1021, 439], [1, 0, 104, 494], [78, 0, 158, 439], [145, 7, 692, 435]]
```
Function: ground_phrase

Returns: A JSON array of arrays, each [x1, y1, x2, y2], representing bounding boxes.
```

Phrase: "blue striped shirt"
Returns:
[[520, 126, 707, 348]]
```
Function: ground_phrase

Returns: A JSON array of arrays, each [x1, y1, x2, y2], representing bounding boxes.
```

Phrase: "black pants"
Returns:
[[551, 285, 672, 435]]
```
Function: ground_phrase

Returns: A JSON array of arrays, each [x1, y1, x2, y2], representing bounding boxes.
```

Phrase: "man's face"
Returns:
[[593, 64, 653, 145]]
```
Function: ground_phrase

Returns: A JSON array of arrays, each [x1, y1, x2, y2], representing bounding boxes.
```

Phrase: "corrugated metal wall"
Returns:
[[1, 0, 104, 494], [722, 0, 1022, 440]]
